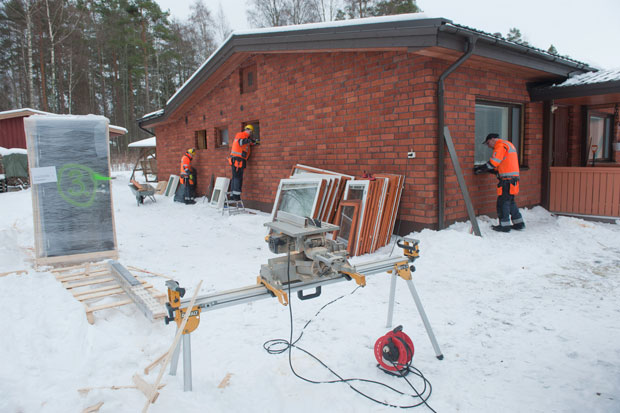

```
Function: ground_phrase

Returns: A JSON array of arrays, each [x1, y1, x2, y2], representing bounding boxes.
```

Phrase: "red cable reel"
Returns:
[[374, 325, 414, 374]]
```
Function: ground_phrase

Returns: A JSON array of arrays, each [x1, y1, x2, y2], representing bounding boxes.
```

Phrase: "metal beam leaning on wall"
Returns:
[[443, 126, 482, 236]]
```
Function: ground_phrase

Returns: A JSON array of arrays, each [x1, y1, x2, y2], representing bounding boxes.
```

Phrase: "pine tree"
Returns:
[[372, 0, 420, 16]]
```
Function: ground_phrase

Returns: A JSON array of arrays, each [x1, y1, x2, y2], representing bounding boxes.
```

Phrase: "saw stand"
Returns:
[[164, 239, 443, 392]]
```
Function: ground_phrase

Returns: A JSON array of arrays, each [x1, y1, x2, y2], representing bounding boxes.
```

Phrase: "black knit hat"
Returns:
[[483, 133, 499, 144]]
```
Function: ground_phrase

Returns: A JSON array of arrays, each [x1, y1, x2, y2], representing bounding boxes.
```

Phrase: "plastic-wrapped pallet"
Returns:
[[24, 115, 118, 266]]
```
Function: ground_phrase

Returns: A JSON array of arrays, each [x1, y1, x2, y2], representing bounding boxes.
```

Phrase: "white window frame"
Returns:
[[164, 174, 179, 197], [210, 177, 230, 209], [269, 178, 325, 223]]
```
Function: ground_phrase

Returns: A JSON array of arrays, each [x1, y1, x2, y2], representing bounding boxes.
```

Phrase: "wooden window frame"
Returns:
[[195, 129, 207, 150], [215, 126, 229, 148], [333, 200, 361, 255], [343, 180, 370, 257], [240, 65, 257, 94]]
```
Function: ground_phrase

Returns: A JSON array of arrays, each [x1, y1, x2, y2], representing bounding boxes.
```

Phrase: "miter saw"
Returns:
[[258, 211, 366, 304]]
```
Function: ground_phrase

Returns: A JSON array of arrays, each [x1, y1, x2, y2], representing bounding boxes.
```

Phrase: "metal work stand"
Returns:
[[169, 333, 193, 391], [385, 273, 443, 360], [166, 253, 443, 391]]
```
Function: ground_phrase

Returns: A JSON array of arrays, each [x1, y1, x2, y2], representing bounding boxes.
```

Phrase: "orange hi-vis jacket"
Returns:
[[229, 131, 252, 169], [488, 139, 520, 195], [180, 152, 193, 185]]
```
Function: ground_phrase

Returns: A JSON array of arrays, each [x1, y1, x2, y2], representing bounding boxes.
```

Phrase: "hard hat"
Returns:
[[187, 148, 196, 155], [244, 125, 254, 132]]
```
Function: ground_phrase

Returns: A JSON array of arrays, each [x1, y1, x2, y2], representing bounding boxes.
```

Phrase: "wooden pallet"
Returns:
[[53, 262, 167, 324]]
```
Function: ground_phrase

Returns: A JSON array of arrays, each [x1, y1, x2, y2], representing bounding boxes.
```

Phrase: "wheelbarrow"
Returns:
[[128, 179, 156, 206]]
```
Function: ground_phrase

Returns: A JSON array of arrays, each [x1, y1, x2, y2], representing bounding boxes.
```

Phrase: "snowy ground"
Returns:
[[1, 171, 619, 413]]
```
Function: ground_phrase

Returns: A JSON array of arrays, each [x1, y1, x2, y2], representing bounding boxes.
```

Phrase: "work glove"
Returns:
[[474, 163, 494, 175], [473, 165, 486, 175], [189, 174, 194, 180]]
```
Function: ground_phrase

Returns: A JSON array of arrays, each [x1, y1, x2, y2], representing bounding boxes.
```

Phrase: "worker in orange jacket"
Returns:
[[228, 125, 256, 201], [474, 133, 525, 232], [178, 148, 196, 204]]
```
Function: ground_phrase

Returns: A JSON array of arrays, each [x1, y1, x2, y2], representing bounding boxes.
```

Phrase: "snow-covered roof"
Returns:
[[552, 68, 620, 88], [128, 137, 156, 148], [0, 146, 28, 156], [163, 13, 434, 108], [0, 108, 128, 135], [139, 14, 594, 126]]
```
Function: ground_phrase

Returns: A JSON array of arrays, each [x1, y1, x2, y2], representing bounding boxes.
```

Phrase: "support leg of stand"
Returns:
[[182, 334, 192, 392], [169, 337, 181, 376], [385, 273, 398, 328], [405, 279, 444, 360]]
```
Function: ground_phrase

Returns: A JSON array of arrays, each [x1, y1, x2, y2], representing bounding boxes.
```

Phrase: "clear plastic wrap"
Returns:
[[24, 115, 117, 265]]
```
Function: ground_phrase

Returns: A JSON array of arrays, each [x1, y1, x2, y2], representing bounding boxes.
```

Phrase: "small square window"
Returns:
[[195, 129, 207, 150], [242, 121, 259, 142], [215, 127, 229, 147]]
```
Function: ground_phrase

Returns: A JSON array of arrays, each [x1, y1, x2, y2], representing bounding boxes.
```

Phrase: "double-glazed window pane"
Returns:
[[278, 184, 318, 218], [475, 102, 522, 164]]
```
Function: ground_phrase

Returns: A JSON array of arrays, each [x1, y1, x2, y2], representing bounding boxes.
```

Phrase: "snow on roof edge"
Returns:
[[163, 13, 435, 108], [128, 137, 156, 148], [551, 68, 620, 88], [0, 108, 127, 134]]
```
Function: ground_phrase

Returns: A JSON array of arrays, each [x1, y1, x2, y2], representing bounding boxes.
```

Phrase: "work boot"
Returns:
[[492, 225, 511, 233], [184, 199, 196, 205], [512, 222, 525, 230]]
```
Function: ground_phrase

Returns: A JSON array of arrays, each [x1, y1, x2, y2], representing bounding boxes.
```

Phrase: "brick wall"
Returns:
[[155, 51, 545, 230]]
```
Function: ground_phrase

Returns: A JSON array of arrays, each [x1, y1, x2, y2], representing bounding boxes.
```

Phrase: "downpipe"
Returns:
[[437, 35, 477, 229]]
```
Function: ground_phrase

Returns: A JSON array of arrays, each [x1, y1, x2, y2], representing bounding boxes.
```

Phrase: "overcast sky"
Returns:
[[154, 0, 620, 70]]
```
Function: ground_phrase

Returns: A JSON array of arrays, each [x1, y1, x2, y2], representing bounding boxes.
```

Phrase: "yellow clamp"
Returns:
[[257, 276, 289, 306]]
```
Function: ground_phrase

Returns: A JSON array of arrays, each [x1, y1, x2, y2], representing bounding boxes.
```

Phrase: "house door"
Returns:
[[553, 106, 569, 166]]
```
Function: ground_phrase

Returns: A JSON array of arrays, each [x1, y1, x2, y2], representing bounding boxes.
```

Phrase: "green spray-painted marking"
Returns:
[[93, 172, 111, 181], [57, 164, 109, 208]]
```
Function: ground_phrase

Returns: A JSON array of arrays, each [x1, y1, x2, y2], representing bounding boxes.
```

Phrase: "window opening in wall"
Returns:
[[474, 100, 524, 165], [215, 127, 229, 147], [242, 121, 260, 143], [587, 112, 613, 162], [195, 129, 207, 150], [240, 65, 257, 94]]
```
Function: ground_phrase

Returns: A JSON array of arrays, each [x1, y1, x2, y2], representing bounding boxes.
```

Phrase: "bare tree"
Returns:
[[189, 0, 216, 61], [43, 0, 79, 112], [287, 0, 319, 24], [312, 0, 342, 21], [341, 0, 373, 18], [4, 0, 39, 107], [247, 0, 288, 27], [214, 2, 232, 44]]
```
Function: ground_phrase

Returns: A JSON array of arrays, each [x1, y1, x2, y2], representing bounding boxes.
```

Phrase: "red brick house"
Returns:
[[138, 15, 618, 232]]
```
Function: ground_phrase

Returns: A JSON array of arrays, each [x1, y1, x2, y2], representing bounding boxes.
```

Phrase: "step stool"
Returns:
[[222, 192, 246, 215]]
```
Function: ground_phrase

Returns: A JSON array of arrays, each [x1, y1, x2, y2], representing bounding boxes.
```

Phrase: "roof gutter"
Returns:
[[437, 34, 477, 230], [138, 122, 155, 137]]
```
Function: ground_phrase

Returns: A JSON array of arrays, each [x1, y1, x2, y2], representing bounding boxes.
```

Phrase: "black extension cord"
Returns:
[[262, 248, 436, 411]]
